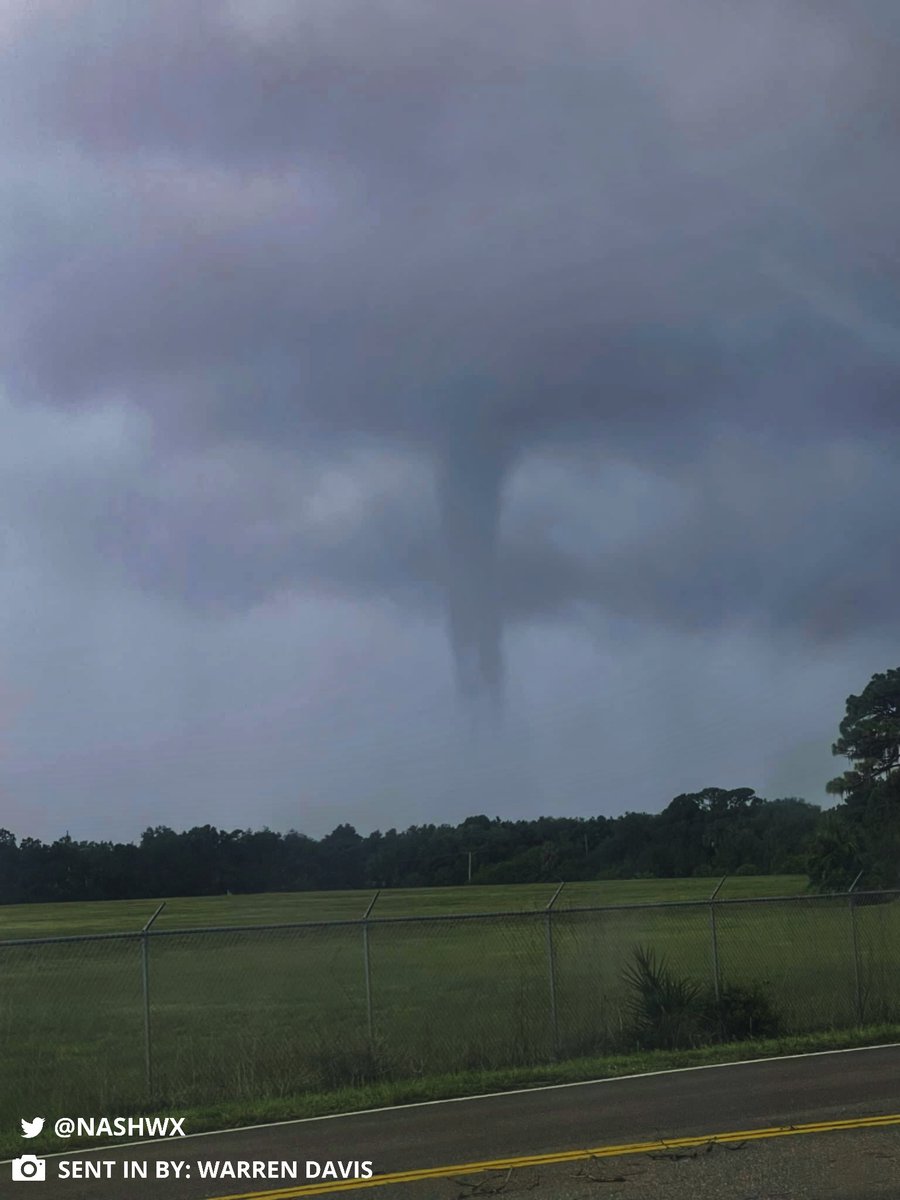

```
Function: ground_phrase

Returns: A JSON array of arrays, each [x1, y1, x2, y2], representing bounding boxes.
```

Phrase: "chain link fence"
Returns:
[[2, 889, 898, 1124]]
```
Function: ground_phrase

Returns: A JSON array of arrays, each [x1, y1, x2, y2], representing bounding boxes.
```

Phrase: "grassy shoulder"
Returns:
[[10, 1025, 899, 1163]]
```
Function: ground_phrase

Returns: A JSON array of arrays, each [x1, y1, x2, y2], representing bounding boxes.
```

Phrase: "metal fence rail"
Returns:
[[2, 889, 898, 1121]]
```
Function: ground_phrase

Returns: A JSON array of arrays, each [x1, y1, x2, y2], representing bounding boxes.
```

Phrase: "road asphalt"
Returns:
[[7, 1045, 899, 1199]]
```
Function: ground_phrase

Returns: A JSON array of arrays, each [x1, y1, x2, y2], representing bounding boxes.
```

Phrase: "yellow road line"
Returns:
[[207, 1111, 900, 1200]]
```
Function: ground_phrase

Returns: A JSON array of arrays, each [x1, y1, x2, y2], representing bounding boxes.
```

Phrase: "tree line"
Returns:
[[0, 665, 896, 904], [0, 790, 819, 905]]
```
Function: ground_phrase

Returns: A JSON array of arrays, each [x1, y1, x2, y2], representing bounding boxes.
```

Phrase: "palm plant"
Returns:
[[621, 945, 704, 1049]]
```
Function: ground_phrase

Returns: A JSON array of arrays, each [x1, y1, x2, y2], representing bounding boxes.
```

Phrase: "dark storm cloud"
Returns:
[[2, 0, 900, 698], [500, 438, 900, 642]]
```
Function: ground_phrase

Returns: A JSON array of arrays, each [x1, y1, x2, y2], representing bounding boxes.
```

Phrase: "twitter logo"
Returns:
[[21, 1117, 45, 1139]]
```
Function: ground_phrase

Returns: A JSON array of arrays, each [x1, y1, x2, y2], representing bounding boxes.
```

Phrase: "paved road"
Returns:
[[8, 1046, 900, 1199]]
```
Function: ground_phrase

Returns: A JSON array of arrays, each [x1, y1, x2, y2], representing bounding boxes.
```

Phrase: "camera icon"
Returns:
[[11, 1155, 46, 1182]]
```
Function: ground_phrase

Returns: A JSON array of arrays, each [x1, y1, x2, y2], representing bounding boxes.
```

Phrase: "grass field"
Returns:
[[0, 874, 809, 940], [2, 875, 899, 1149]]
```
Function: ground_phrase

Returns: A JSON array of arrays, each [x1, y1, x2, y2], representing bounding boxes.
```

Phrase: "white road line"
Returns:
[[4, 1041, 898, 1164]]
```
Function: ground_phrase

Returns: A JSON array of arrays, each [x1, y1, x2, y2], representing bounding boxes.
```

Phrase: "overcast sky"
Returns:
[[2, 1, 899, 844]]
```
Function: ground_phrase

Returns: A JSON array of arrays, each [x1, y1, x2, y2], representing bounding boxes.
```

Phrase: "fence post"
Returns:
[[848, 873, 863, 1024], [140, 902, 166, 1097], [362, 891, 380, 1043], [545, 883, 566, 1057], [708, 876, 727, 1004]]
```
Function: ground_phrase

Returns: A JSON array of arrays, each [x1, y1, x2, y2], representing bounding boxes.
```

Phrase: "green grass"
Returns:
[[3, 875, 898, 1146], [0, 875, 809, 940], [1, 1024, 899, 1162]]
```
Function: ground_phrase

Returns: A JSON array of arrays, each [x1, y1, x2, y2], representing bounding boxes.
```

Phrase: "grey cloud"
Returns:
[[499, 436, 900, 642], [2, 0, 899, 703]]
